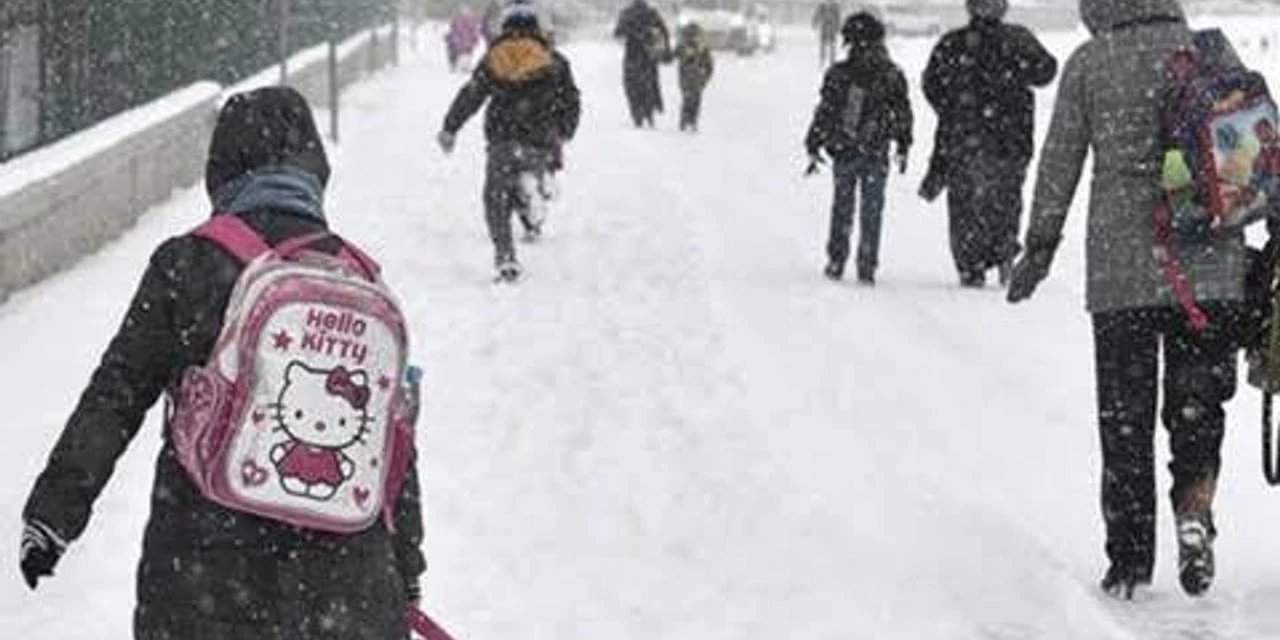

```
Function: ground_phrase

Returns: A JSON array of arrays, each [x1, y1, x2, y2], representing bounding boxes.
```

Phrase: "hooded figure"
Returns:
[[20, 86, 426, 639], [805, 12, 913, 284], [1007, 0, 1243, 600], [922, 0, 1057, 287], [614, 0, 670, 127]]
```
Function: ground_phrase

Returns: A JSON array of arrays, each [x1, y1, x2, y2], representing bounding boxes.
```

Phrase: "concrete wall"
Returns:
[[0, 27, 399, 302], [0, 83, 220, 300]]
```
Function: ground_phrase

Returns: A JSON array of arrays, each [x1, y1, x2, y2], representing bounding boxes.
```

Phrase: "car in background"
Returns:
[[884, 7, 943, 38], [677, 5, 775, 56]]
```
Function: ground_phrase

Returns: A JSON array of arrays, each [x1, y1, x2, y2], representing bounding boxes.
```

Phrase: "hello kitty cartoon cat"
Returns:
[[269, 362, 373, 500]]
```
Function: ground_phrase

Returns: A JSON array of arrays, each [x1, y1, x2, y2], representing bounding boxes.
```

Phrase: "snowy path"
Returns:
[[8, 21, 1280, 639]]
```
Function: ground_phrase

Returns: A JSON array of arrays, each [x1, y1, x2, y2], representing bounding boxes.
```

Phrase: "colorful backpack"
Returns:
[[167, 215, 416, 534], [1155, 29, 1280, 329]]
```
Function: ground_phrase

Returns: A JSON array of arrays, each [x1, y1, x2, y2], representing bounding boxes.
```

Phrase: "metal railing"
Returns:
[[0, 0, 395, 162]]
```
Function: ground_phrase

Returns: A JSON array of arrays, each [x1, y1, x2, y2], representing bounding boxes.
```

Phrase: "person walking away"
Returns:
[[481, 0, 504, 43], [18, 86, 427, 639], [446, 6, 485, 71], [1006, 0, 1245, 599], [814, 0, 844, 67], [675, 23, 715, 132], [438, 5, 581, 282], [614, 0, 671, 128], [804, 11, 912, 285], [813, 0, 842, 68], [923, 0, 1057, 288]]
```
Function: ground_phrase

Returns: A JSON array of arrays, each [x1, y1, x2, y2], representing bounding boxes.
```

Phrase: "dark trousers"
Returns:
[[946, 157, 1026, 278], [484, 142, 549, 263], [826, 151, 888, 273], [680, 89, 704, 130], [1092, 306, 1237, 574]]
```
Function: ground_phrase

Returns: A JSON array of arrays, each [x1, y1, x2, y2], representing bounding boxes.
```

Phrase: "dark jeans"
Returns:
[[484, 142, 550, 263], [826, 151, 888, 273], [1092, 305, 1238, 575], [946, 157, 1026, 277], [680, 89, 703, 130]]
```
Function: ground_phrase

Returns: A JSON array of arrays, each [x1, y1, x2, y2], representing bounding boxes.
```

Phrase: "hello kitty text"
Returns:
[[302, 308, 370, 365]]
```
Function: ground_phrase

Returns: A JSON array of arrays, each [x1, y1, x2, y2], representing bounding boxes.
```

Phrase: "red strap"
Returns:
[[1154, 202, 1211, 330], [192, 215, 272, 264], [407, 607, 456, 640], [194, 216, 382, 280]]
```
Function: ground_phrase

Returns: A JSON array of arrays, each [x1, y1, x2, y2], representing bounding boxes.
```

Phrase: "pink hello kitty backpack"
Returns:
[[167, 215, 416, 534]]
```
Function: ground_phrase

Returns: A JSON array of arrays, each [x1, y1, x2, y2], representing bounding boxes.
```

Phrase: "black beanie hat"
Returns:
[[205, 86, 330, 197], [841, 12, 886, 48]]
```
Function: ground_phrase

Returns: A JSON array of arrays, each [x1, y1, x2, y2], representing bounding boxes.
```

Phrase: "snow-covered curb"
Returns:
[[0, 26, 398, 302]]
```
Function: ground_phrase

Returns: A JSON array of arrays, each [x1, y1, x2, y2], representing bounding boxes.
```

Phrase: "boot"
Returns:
[[1100, 563, 1152, 600], [495, 255, 523, 283], [824, 261, 845, 281], [959, 270, 986, 289], [857, 265, 875, 286], [1177, 513, 1215, 597]]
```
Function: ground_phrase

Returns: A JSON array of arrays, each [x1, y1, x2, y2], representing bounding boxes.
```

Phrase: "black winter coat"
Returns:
[[443, 31, 581, 149], [805, 45, 914, 158], [23, 209, 426, 640], [923, 18, 1057, 164]]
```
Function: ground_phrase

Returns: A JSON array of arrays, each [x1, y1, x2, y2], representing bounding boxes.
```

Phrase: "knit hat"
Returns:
[[501, 3, 540, 33], [967, 0, 1009, 20], [841, 12, 885, 48], [205, 87, 329, 198]]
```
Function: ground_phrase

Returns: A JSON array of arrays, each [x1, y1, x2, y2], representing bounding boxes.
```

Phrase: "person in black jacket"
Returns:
[[614, 0, 670, 128], [439, 6, 582, 282], [922, 0, 1057, 288], [805, 12, 913, 285], [18, 87, 426, 640]]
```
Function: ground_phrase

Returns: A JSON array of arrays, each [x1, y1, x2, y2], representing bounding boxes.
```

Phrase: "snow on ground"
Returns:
[[7, 17, 1280, 640]]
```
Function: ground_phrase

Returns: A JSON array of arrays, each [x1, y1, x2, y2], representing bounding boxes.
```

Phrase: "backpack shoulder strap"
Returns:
[[192, 214, 272, 265]]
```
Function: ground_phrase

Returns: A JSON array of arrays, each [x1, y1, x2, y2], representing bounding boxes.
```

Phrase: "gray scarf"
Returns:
[[211, 167, 325, 221]]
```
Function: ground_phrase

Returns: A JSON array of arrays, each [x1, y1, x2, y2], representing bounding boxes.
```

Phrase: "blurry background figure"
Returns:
[[614, 0, 671, 128], [482, 0, 504, 44], [922, 0, 1057, 288], [675, 23, 715, 133], [446, 5, 485, 72], [813, 0, 842, 68]]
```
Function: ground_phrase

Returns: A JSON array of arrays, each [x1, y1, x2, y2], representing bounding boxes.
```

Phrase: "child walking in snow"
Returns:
[[18, 87, 427, 640], [804, 11, 912, 285], [675, 23, 715, 132], [438, 4, 581, 282]]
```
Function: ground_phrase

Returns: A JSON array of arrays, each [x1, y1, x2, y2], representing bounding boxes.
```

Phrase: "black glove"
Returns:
[[437, 130, 457, 154], [406, 579, 422, 604], [20, 520, 67, 590], [804, 151, 825, 176], [896, 150, 909, 175], [1006, 246, 1056, 303]]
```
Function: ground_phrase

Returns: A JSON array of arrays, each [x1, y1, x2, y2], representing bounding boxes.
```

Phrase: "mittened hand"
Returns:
[[1006, 251, 1053, 303], [436, 131, 457, 154], [20, 520, 67, 590], [805, 152, 825, 176]]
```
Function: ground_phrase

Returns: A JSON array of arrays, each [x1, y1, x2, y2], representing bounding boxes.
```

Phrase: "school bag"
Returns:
[[167, 214, 417, 534], [1155, 29, 1280, 329]]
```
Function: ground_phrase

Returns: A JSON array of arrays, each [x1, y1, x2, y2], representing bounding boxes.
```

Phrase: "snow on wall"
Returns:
[[0, 26, 399, 303]]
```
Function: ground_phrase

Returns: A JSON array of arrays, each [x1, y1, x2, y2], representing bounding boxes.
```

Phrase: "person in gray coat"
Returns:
[[1006, 0, 1245, 599]]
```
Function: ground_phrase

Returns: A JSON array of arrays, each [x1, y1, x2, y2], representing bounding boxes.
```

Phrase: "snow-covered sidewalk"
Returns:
[[7, 21, 1280, 639]]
